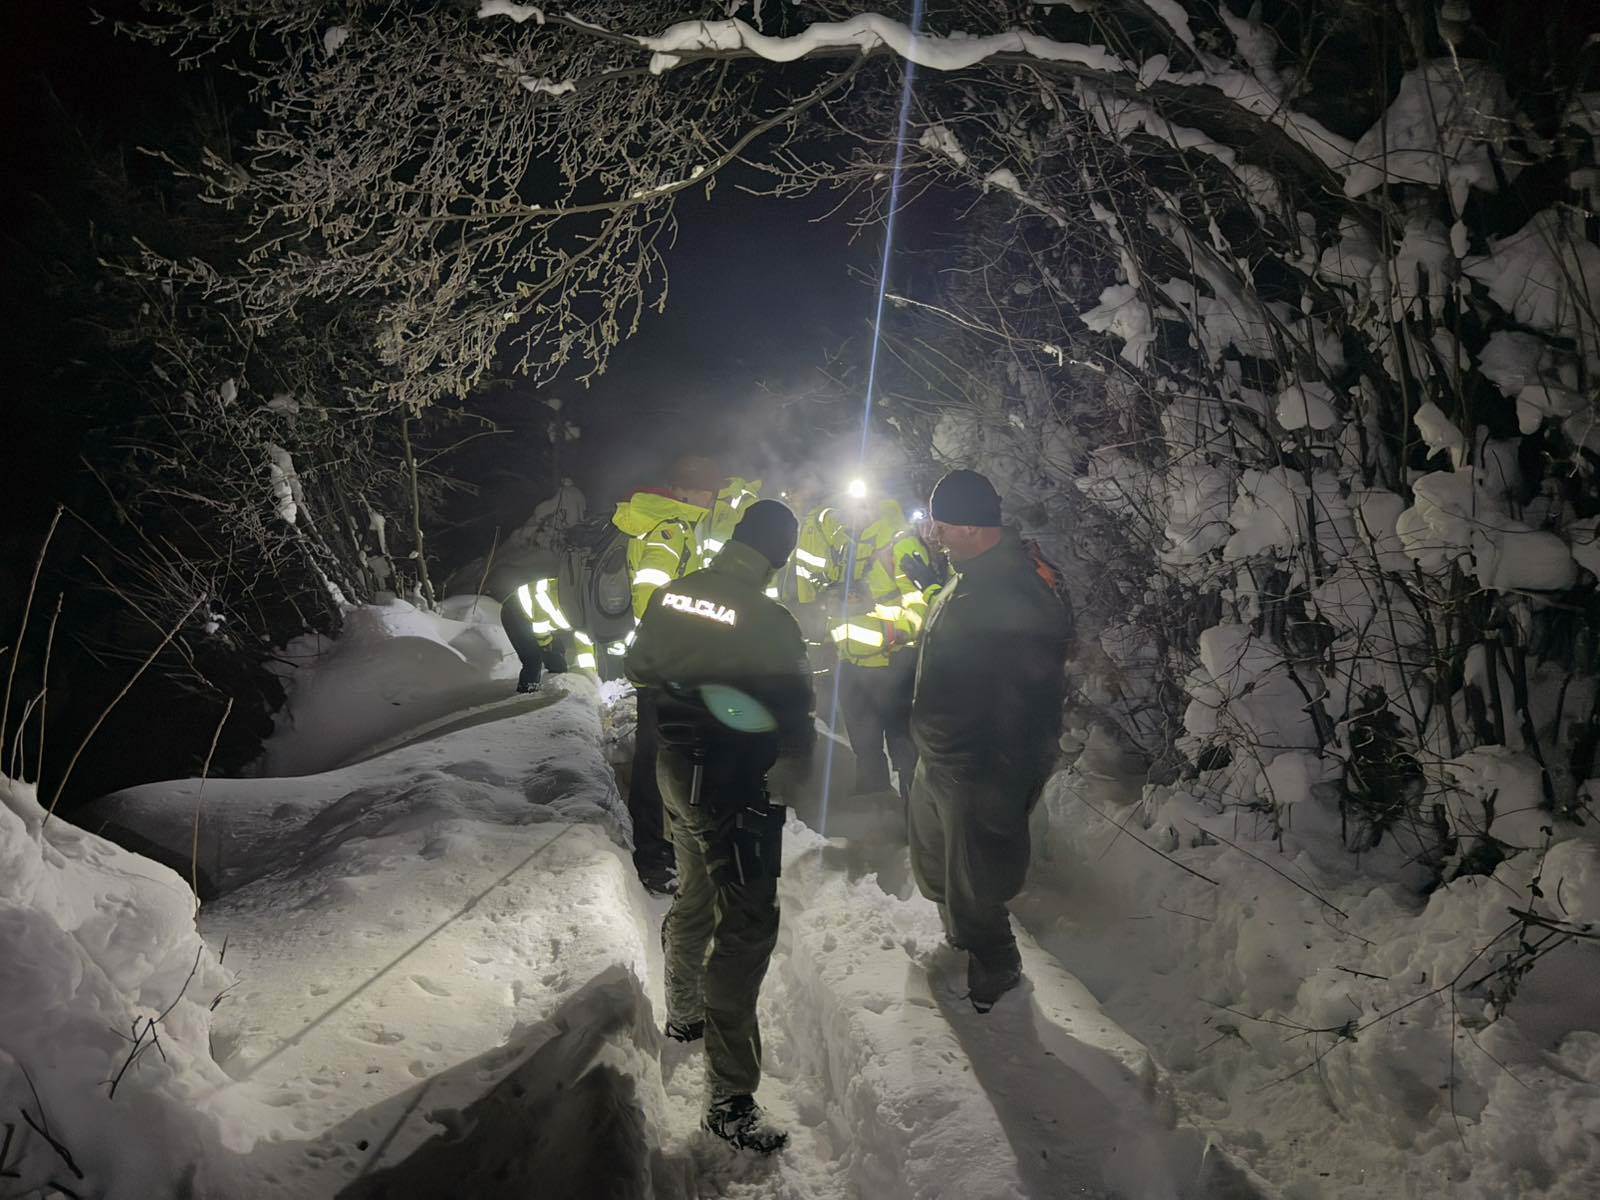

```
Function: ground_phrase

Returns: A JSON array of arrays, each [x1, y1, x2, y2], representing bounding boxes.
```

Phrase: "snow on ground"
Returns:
[[1024, 769, 1600, 1199], [30, 594, 1270, 1198], [257, 594, 520, 776], [18, 583, 1596, 1197], [0, 777, 240, 1200]]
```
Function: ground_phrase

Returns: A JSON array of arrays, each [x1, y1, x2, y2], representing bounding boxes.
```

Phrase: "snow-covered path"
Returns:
[[74, 598, 1259, 1199]]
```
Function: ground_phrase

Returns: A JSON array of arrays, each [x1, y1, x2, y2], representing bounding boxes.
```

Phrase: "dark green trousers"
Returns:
[[908, 759, 1041, 970], [657, 747, 780, 1099]]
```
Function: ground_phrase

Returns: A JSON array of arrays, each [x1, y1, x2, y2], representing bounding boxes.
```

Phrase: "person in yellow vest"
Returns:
[[500, 575, 620, 693], [611, 455, 721, 894], [811, 485, 935, 805], [698, 476, 763, 570]]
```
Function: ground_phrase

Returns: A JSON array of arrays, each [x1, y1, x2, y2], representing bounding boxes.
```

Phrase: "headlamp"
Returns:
[[846, 478, 868, 500]]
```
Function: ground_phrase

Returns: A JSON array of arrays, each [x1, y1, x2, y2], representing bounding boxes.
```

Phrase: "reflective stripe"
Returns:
[[576, 651, 597, 670], [795, 548, 828, 568], [795, 565, 819, 582], [703, 538, 725, 555], [575, 631, 594, 646], [765, 586, 779, 599], [605, 642, 627, 656], [633, 567, 673, 588], [530, 620, 555, 636], [623, 627, 637, 647], [871, 604, 903, 621], [516, 583, 535, 619], [534, 578, 571, 630], [830, 623, 885, 648], [902, 609, 924, 631], [901, 589, 926, 606], [644, 538, 679, 552]]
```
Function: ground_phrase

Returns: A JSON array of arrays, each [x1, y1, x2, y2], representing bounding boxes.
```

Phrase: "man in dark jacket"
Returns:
[[624, 499, 814, 1154], [907, 469, 1070, 1011]]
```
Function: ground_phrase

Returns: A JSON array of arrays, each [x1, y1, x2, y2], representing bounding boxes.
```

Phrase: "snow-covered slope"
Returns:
[[35, 595, 1253, 1199], [1025, 773, 1600, 1198]]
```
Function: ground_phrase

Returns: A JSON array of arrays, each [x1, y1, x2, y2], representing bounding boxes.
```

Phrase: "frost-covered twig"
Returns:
[[106, 945, 207, 1098], [1082, 798, 1220, 885]]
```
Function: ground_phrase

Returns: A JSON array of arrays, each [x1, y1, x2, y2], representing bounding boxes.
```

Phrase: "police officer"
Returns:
[[612, 455, 722, 894], [624, 499, 814, 1154]]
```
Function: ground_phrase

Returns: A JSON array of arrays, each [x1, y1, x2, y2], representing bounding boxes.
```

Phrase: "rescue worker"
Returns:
[[612, 455, 722, 894], [807, 487, 934, 806], [501, 569, 634, 693], [907, 469, 1070, 1012], [624, 500, 814, 1154], [698, 476, 763, 569]]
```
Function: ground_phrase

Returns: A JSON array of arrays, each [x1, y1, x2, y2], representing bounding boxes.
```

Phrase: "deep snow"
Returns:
[[4, 594, 1595, 1197]]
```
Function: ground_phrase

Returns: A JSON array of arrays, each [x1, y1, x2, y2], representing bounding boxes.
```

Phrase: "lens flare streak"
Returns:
[[819, 0, 926, 834]]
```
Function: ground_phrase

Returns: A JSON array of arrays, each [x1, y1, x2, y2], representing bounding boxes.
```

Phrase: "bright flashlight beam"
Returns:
[[819, 0, 926, 837], [846, 478, 868, 500]]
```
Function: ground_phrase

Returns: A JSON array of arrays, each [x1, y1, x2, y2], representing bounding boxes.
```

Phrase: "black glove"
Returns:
[[541, 643, 569, 675], [899, 553, 939, 592]]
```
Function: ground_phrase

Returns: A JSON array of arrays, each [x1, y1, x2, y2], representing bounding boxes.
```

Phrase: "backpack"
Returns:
[[555, 517, 635, 644], [1024, 539, 1077, 647]]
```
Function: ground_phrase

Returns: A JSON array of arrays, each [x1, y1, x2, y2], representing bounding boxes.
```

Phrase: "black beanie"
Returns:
[[929, 469, 1002, 527], [732, 499, 799, 568]]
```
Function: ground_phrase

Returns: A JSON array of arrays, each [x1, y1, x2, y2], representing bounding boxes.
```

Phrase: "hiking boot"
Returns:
[[638, 861, 678, 896], [515, 667, 543, 694], [968, 953, 1022, 1013], [703, 1094, 788, 1154], [663, 1019, 704, 1044]]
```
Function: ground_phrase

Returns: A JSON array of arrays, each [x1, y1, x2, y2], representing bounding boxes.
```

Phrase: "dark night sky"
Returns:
[[570, 184, 878, 501]]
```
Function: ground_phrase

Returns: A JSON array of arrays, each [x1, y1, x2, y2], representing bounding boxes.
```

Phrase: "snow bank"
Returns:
[[0, 777, 238, 1198], [260, 594, 519, 776], [89, 665, 640, 1195], [1026, 773, 1600, 1199]]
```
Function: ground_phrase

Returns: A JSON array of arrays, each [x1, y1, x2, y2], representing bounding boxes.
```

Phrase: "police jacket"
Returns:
[[911, 528, 1069, 784], [625, 540, 816, 779]]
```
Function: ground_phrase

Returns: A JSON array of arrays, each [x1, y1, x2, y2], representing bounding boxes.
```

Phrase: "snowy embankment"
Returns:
[[14, 593, 1247, 1198], [1026, 768, 1600, 1199]]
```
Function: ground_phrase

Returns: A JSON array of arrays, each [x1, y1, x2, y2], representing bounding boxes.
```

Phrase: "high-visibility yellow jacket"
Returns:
[[805, 499, 934, 668], [698, 477, 762, 569], [511, 576, 622, 672], [612, 491, 708, 619], [792, 506, 847, 605]]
